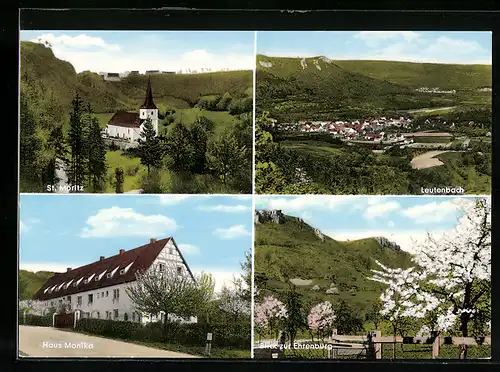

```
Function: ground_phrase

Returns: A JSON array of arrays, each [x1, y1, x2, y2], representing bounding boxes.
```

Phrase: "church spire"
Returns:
[[141, 76, 157, 109]]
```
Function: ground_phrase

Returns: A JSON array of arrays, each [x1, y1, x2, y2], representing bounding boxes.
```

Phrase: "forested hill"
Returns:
[[20, 41, 253, 116], [19, 270, 56, 300], [254, 210, 413, 316], [256, 54, 492, 121]]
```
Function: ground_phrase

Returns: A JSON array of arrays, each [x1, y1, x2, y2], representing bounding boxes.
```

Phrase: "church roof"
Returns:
[[141, 77, 157, 110], [108, 111, 142, 128], [33, 237, 196, 301]]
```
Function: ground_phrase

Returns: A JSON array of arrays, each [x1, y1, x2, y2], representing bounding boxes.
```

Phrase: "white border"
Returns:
[[250, 30, 257, 359]]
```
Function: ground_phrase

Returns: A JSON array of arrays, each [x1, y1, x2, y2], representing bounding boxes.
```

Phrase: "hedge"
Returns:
[[75, 318, 251, 349], [18, 311, 53, 327]]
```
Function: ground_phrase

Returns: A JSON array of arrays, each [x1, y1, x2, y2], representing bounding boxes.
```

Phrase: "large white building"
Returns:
[[33, 237, 197, 324], [103, 77, 159, 143]]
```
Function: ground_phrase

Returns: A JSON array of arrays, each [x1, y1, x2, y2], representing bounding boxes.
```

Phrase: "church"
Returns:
[[103, 77, 160, 143]]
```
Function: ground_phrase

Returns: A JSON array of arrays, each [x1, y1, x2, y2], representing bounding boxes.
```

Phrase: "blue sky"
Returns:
[[19, 194, 253, 292], [20, 30, 255, 73], [256, 195, 486, 253], [257, 31, 492, 64]]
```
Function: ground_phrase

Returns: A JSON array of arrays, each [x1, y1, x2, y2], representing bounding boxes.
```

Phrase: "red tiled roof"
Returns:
[[33, 237, 195, 301], [108, 111, 142, 128]]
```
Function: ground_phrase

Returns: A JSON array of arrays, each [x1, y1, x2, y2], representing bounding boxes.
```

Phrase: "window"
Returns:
[[106, 291, 109, 297], [59, 299, 62, 304], [77, 296, 82, 306], [101, 292, 104, 297], [124, 313, 129, 321], [88, 294, 93, 305], [114, 309, 119, 320], [50, 301, 54, 307], [158, 263, 165, 272], [113, 289, 120, 302], [97, 312, 100, 319], [177, 266, 182, 276], [97, 293, 100, 299], [67, 296, 71, 303], [151, 111, 154, 115]]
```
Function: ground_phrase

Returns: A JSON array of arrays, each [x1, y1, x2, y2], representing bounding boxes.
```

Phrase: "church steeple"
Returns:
[[141, 77, 157, 109]]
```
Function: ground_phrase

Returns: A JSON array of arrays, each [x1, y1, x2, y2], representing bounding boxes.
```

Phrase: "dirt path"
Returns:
[[410, 150, 450, 170], [19, 325, 199, 358]]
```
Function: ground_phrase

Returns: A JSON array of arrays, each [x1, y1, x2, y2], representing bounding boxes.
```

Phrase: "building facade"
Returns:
[[103, 77, 159, 142], [33, 237, 197, 324]]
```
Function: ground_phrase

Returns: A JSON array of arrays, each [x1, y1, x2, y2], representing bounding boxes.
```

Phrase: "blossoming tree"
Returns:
[[307, 301, 336, 341], [254, 295, 288, 341], [369, 197, 491, 358]]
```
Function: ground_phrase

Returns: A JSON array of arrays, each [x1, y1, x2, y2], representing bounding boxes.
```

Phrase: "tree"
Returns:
[[67, 94, 87, 188], [218, 277, 251, 323], [189, 117, 212, 173], [164, 123, 196, 173], [369, 198, 491, 359], [307, 301, 336, 342], [254, 296, 288, 341], [86, 116, 107, 192], [365, 300, 383, 330], [19, 275, 29, 300], [206, 129, 247, 185], [333, 300, 364, 335], [137, 118, 163, 174], [283, 285, 306, 346], [114, 167, 124, 193], [126, 262, 214, 341]]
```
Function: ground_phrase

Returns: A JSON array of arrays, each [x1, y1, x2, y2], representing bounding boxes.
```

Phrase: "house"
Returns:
[[161, 71, 176, 74], [103, 78, 159, 143], [103, 72, 121, 82], [33, 237, 197, 324], [145, 70, 160, 75]]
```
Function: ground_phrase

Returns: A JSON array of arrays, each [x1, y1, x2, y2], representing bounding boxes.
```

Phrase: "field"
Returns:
[[164, 108, 242, 137]]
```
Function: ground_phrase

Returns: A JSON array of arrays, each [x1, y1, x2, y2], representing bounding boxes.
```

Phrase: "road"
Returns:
[[19, 325, 199, 358], [407, 106, 457, 114], [410, 150, 450, 170]]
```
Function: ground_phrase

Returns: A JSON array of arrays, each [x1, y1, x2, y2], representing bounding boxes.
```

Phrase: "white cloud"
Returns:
[[28, 33, 254, 73], [326, 228, 450, 254], [257, 195, 352, 213], [388, 221, 395, 228], [354, 31, 421, 47], [231, 195, 253, 200], [191, 268, 243, 293], [158, 195, 191, 205], [80, 206, 177, 238], [31, 33, 121, 51], [363, 200, 401, 219], [401, 199, 465, 224], [178, 243, 201, 256], [199, 204, 250, 213], [213, 225, 251, 240]]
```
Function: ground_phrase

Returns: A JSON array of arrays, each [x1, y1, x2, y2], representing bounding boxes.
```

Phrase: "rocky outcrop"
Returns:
[[314, 228, 325, 241], [259, 61, 273, 68], [326, 287, 339, 294], [311, 285, 321, 291], [254, 209, 286, 224], [375, 236, 402, 252]]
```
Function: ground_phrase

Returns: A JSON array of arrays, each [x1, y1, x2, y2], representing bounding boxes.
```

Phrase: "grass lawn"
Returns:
[[283, 143, 345, 156], [104, 150, 172, 192], [165, 108, 241, 138], [413, 136, 452, 143], [95, 113, 115, 128]]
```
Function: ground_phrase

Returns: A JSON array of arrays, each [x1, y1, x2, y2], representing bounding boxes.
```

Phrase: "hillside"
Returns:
[[21, 41, 253, 117], [254, 210, 413, 315], [19, 270, 55, 300], [256, 54, 491, 121]]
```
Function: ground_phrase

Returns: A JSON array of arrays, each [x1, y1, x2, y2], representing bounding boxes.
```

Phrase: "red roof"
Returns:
[[33, 237, 195, 301], [108, 111, 142, 128]]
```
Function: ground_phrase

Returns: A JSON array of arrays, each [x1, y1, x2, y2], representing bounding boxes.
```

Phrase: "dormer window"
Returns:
[[120, 261, 134, 275], [87, 273, 95, 282], [65, 279, 74, 289], [43, 288, 49, 294]]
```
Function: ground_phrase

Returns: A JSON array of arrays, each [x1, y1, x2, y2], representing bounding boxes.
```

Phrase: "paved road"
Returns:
[[19, 325, 199, 358], [410, 150, 450, 170]]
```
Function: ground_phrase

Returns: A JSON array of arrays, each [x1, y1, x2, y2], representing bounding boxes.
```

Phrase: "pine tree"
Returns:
[[114, 167, 124, 193], [137, 118, 163, 174], [67, 94, 87, 189], [86, 116, 107, 192]]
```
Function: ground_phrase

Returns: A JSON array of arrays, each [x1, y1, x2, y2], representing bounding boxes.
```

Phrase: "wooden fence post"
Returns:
[[375, 331, 382, 359]]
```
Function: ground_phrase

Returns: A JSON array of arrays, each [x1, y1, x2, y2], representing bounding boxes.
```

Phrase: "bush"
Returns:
[[19, 312, 53, 327], [75, 318, 250, 349]]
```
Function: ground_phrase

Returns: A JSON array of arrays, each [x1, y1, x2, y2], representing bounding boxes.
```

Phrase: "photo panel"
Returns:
[[254, 31, 492, 195], [19, 30, 254, 194], [253, 195, 491, 360], [18, 194, 252, 358]]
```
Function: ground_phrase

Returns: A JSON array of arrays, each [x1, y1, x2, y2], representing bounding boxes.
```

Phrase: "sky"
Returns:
[[255, 195, 487, 253], [19, 194, 253, 293], [257, 31, 492, 64], [19, 30, 255, 73]]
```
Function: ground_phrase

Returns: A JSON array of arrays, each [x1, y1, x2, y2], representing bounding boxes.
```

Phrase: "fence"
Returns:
[[253, 329, 491, 360]]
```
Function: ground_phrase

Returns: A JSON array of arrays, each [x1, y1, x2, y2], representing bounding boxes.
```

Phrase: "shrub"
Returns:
[[19, 312, 53, 327]]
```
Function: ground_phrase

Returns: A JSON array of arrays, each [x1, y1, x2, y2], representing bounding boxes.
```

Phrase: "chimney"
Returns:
[[100, 256, 105, 261], [119, 249, 125, 255], [66, 268, 71, 272], [150, 237, 157, 244]]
